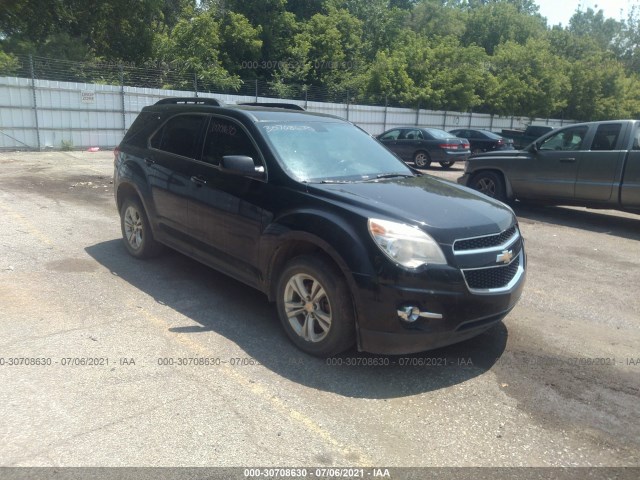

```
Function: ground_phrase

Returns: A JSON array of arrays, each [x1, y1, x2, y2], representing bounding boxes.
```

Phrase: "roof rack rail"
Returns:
[[239, 102, 305, 111], [155, 97, 223, 106]]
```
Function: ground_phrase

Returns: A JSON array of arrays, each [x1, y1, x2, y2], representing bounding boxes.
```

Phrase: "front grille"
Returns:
[[463, 253, 521, 291], [454, 226, 517, 252]]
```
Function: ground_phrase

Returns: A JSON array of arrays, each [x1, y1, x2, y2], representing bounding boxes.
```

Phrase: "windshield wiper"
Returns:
[[369, 173, 414, 180]]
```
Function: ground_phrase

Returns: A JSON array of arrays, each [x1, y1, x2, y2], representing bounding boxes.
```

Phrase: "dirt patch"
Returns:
[[46, 258, 98, 273], [1, 173, 114, 208]]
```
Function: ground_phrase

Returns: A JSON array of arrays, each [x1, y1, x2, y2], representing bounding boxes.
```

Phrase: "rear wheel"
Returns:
[[413, 151, 431, 168], [120, 197, 163, 258], [470, 171, 506, 202], [276, 255, 355, 357], [439, 160, 455, 169]]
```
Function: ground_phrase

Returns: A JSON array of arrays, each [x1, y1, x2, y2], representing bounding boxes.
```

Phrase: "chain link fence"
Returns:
[[0, 55, 571, 150]]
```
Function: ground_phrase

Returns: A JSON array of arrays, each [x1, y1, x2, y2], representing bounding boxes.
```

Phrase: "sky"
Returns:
[[535, 0, 638, 27]]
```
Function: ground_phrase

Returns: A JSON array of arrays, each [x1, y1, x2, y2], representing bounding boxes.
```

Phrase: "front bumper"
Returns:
[[352, 257, 526, 355]]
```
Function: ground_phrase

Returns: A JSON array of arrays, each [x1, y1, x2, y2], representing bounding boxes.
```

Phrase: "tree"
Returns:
[[461, 2, 546, 54], [160, 10, 241, 90], [486, 39, 570, 118]]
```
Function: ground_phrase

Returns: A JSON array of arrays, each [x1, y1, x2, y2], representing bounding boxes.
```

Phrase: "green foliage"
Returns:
[[0, 48, 19, 74], [461, 2, 547, 54], [487, 39, 570, 117], [1, 0, 640, 121]]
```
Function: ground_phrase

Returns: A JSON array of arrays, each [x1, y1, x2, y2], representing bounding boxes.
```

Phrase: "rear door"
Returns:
[[512, 125, 589, 200], [147, 113, 208, 238], [396, 128, 424, 160], [575, 123, 628, 202], [621, 123, 640, 209]]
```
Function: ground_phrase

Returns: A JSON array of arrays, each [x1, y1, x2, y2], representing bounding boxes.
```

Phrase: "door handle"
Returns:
[[190, 175, 207, 186], [144, 157, 155, 166], [560, 158, 576, 163]]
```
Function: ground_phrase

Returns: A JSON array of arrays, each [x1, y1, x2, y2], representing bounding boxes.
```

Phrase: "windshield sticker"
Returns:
[[264, 125, 315, 133]]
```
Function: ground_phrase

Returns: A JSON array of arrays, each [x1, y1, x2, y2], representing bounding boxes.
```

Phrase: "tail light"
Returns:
[[497, 139, 504, 145]]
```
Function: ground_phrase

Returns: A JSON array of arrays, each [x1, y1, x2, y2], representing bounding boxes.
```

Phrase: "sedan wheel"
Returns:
[[277, 255, 355, 356], [413, 151, 431, 168]]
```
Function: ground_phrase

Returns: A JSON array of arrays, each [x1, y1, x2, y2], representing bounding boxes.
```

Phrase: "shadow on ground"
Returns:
[[513, 203, 640, 241], [86, 240, 509, 399]]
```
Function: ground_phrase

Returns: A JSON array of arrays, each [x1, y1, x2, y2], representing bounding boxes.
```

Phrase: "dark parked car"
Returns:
[[377, 127, 470, 169], [499, 125, 554, 150], [449, 129, 514, 154], [114, 98, 526, 357], [459, 120, 640, 213]]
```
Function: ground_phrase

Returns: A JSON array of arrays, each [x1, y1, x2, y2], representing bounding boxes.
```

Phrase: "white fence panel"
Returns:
[[0, 76, 574, 150]]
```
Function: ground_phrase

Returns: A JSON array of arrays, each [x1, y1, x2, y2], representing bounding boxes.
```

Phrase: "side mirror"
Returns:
[[220, 155, 265, 179], [529, 142, 538, 153]]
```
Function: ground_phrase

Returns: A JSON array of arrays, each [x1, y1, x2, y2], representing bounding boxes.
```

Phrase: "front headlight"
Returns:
[[368, 218, 447, 269]]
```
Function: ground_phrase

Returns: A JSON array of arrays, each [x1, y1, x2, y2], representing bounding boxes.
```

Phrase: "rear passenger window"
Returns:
[[633, 127, 640, 150], [590, 124, 622, 151], [150, 114, 207, 158], [202, 117, 260, 166]]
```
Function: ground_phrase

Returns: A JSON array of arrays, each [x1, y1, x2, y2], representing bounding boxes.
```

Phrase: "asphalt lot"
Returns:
[[0, 151, 639, 468]]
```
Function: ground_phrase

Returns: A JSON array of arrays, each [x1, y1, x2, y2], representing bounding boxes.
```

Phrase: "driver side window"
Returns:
[[539, 126, 589, 151]]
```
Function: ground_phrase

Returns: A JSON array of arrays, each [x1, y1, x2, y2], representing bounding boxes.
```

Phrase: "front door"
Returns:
[[187, 116, 269, 285], [512, 125, 589, 201]]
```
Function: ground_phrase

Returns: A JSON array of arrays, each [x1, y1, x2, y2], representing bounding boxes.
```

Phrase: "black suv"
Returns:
[[114, 98, 526, 356]]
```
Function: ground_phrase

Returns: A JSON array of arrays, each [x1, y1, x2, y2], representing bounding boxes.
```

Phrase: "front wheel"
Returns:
[[439, 160, 455, 169], [470, 171, 506, 202], [413, 151, 431, 168], [276, 255, 355, 357]]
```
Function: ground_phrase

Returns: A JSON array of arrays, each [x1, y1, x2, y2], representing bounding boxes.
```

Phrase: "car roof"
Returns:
[[140, 98, 346, 124]]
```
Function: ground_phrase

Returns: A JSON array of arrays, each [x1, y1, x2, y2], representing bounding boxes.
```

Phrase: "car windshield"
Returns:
[[261, 121, 413, 182], [423, 128, 453, 139]]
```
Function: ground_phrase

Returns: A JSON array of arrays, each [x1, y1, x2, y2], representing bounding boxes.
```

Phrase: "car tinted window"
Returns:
[[122, 112, 163, 148], [202, 117, 260, 166], [422, 128, 451, 139], [589, 124, 622, 151], [150, 114, 206, 158], [402, 129, 423, 140], [380, 129, 401, 140], [539, 126, 589, 151], [262, 122, 412, 182], [634, 126, 640, 150]]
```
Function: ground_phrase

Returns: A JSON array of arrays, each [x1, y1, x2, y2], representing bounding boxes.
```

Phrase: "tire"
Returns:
[[470, 171, 506, 202], [119, 197, 163, 259], [439, 160, 455, 169], [413, 151, 431, 168], [276, 255, 355, 357]]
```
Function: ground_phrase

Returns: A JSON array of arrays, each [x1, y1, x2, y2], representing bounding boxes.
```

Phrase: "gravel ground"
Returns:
[[0, 151, 638, 471]]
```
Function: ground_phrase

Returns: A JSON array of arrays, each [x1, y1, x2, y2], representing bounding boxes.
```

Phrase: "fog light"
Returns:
[[397, 305, 443, 322]]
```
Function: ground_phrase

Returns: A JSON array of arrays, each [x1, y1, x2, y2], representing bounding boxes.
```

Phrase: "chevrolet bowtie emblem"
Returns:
[[496, 249, 513, 265]]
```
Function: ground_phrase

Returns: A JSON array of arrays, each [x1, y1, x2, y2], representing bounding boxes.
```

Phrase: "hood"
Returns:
[[307, 175, 515, 245]]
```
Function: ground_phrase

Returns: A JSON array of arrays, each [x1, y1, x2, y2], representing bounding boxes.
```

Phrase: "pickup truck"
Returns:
[[459, 120, 640, 214], [498, 125, 554, 150]]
